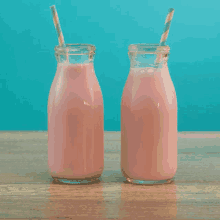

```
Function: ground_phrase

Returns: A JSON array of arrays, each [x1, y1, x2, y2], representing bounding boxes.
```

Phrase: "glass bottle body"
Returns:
[[48, 44, 104, 184], [121, 44, 177, 184]]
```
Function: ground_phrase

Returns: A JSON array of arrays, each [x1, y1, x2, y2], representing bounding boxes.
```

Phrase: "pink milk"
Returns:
[[121, 44, 177, 184], [48, 44, 104, 184]]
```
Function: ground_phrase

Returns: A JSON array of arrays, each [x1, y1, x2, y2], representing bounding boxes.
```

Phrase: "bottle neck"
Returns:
[[56, 54, 94, 65], [55, 44, 95, 65], [129, 53, 168, 69]]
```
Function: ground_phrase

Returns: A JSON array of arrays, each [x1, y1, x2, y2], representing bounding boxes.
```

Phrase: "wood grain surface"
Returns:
[[0, 131, 220, 219]]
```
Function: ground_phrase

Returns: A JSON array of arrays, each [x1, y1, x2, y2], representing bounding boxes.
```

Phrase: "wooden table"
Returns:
[[0, 131, 220, 219]]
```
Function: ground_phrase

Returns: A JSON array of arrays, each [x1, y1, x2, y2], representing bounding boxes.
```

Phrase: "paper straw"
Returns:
[[50, 5, 66, 47], [159, 8, 174, 46], [155, 8, 174, 66]]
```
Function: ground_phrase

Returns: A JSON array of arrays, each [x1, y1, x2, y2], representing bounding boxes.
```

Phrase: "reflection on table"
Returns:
[[43, 180, 106, 219], [119, 182, 177, 220]]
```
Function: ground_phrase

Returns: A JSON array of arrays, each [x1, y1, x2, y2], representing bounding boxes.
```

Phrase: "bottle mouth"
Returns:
[[55, 44, 96, 55], [128, 44, 170, 55]]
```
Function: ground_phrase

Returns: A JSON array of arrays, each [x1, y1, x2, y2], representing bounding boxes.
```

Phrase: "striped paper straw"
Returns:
[[50, 5, 65, 47], [155, 8, 174, 65], [159, 8, 174, 46]]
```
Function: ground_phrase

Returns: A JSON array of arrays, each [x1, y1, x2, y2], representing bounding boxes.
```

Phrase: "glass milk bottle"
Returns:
[[121, 44, 177, 184], [48, 44, 104, 184]]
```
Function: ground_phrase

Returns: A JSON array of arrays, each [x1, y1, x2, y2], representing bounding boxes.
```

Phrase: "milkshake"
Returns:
[[48, 44, 104, 184], [121, 44, 177, 184]]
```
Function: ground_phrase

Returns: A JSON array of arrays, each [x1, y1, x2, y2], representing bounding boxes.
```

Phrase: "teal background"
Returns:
[[0, 0, 220, 131]]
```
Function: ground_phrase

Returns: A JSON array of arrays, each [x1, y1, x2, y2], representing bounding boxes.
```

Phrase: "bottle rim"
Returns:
[[55, 44, 96, 55], [128, 44, 170, 55]]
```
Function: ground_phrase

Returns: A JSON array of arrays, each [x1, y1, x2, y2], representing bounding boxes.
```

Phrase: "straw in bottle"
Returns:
[[50, 5, 66, 47], [159, 8, 174, 46], [155, 8, 174, 65]]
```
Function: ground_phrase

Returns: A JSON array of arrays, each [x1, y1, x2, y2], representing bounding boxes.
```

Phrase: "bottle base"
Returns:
[[52, 177, 100, 185], [126, 177, 174, 185]]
